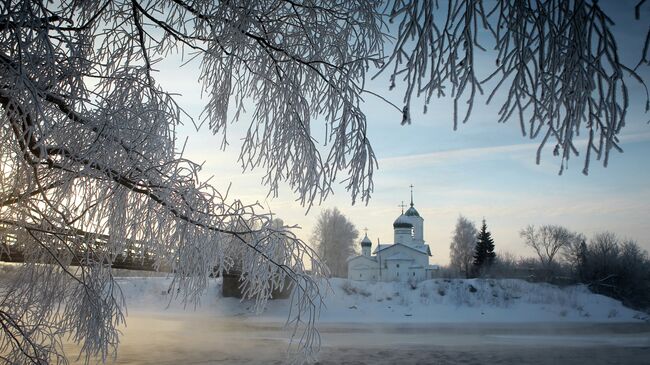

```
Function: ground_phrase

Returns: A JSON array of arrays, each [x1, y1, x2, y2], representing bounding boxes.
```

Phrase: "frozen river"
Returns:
[[65, 312, 650, 365]]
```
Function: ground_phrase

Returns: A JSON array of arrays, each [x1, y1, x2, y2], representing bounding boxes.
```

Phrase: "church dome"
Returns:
[[360, 234, 372, 247], [393, 214, 413, 229], [404, 206, 420, 217]]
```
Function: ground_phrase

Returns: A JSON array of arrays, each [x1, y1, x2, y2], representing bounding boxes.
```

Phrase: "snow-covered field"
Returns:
[[116, 275, 649, 324]]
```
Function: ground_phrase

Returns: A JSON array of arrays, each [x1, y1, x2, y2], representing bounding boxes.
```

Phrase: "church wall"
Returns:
[[404, 215, 424, 245], [413, 217, 424, 244], [382, 260, 427, 282], [384, 259, 411, 282], [377, 245, 429, 282], [348, 266, 377, 281], [394, 228, 412, 245], [414, 252, 428, 268], [348, 257, 379, 282]]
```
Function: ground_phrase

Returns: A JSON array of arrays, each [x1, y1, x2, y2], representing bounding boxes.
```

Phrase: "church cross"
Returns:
[[398, 201, 406, 213], [409, 184, 414, 207], [363, 227, 368, 235]]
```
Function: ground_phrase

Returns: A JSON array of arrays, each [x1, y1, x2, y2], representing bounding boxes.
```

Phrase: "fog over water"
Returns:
[[65, 312, 650, 365]]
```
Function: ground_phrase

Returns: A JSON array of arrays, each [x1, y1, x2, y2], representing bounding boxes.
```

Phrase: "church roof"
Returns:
[[373, 242, 431, 256], [413, 244, 432, 256], [404, 206, 420, 217], [393, 214, 413, 228], [372, 244, 392, 254], [347, 254, 377, 262]]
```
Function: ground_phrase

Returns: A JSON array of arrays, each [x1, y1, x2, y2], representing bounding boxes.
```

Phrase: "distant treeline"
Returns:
[[447, 222, 650, 312]]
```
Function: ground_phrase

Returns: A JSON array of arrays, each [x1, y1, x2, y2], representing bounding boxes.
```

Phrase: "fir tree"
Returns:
[[473, 219, 496, 273], [577, 239, 589, 282]]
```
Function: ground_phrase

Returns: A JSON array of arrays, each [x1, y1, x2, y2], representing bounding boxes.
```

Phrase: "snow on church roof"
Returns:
[[373, 242, 431, 256], [372, 244, 392, 254], [347, 254, 377, 262]]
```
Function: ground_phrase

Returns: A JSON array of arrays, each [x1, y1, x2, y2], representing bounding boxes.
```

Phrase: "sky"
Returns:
[[156, 2, 650, 265]]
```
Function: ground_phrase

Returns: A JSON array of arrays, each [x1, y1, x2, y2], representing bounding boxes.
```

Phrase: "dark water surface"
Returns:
[[65, 313, 650, 364]]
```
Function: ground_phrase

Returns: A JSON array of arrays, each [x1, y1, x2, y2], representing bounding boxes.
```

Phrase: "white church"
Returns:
[[347, 190, 438, 282]]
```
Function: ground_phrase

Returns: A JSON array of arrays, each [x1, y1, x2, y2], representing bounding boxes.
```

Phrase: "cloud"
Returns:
[[379, 142, 538, 170], [378, 131, 650, 171]]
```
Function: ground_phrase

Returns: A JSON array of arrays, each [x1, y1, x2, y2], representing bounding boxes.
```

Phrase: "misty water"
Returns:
[[64, 312, 650, 365]]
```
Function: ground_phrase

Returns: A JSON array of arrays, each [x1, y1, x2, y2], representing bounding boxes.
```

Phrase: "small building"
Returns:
[[347, 190, 438, 282]]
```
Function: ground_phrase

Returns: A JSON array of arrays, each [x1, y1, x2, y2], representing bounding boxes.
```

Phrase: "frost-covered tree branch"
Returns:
[[450, 215, 478, 278], [0, 0, 381, 363], [311, 208, 359, 278], [381, 0, 649, 174]]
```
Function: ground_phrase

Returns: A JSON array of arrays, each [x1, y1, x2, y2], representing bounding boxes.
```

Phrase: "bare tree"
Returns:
[[520, 225, 574, 280], [562, 233, 588, 281], [588, 231, 621, 278], [311, 208, 358, 278], [449, 215, 478, 278], [583, 233, 650, 309]]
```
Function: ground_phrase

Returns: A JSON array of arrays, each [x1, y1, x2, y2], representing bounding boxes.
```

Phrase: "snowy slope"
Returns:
[[114, 276, 649, 324], [309, 278, 648, 323]]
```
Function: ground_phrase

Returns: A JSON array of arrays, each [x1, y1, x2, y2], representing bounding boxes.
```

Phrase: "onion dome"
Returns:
[[393, 214, 413, 229], [360, 234, 372, 247]]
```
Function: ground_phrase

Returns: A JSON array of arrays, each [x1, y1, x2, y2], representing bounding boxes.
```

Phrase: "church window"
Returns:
[[413, 272, 415, 276], [396, 264, 400, 268], [360, 274, 362, 278]]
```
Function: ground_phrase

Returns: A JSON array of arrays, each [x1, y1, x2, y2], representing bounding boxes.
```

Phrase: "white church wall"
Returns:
[[394, 228, 412, 245], [349, 266, 377, 281], [412, 217, 424, 244], [348, 257, 379, 282], [414, 252, 428, 268], [384, 259, 411, 282]]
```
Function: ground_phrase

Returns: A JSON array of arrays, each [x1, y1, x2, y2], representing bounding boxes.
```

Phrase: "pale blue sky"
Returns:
[[159, 2, 650, 265]]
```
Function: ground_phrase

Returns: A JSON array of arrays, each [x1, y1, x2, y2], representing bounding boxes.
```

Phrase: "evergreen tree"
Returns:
[[577, 239, 589, 282], [473, 219, 496, 274]]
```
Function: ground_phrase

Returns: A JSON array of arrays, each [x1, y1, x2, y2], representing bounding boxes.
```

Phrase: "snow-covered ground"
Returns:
[[116, 275, 649, 324]]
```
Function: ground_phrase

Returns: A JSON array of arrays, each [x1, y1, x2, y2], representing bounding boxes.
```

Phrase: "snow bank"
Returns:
[[310, 278, 648, 323], [113, 275, 648, 324]]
